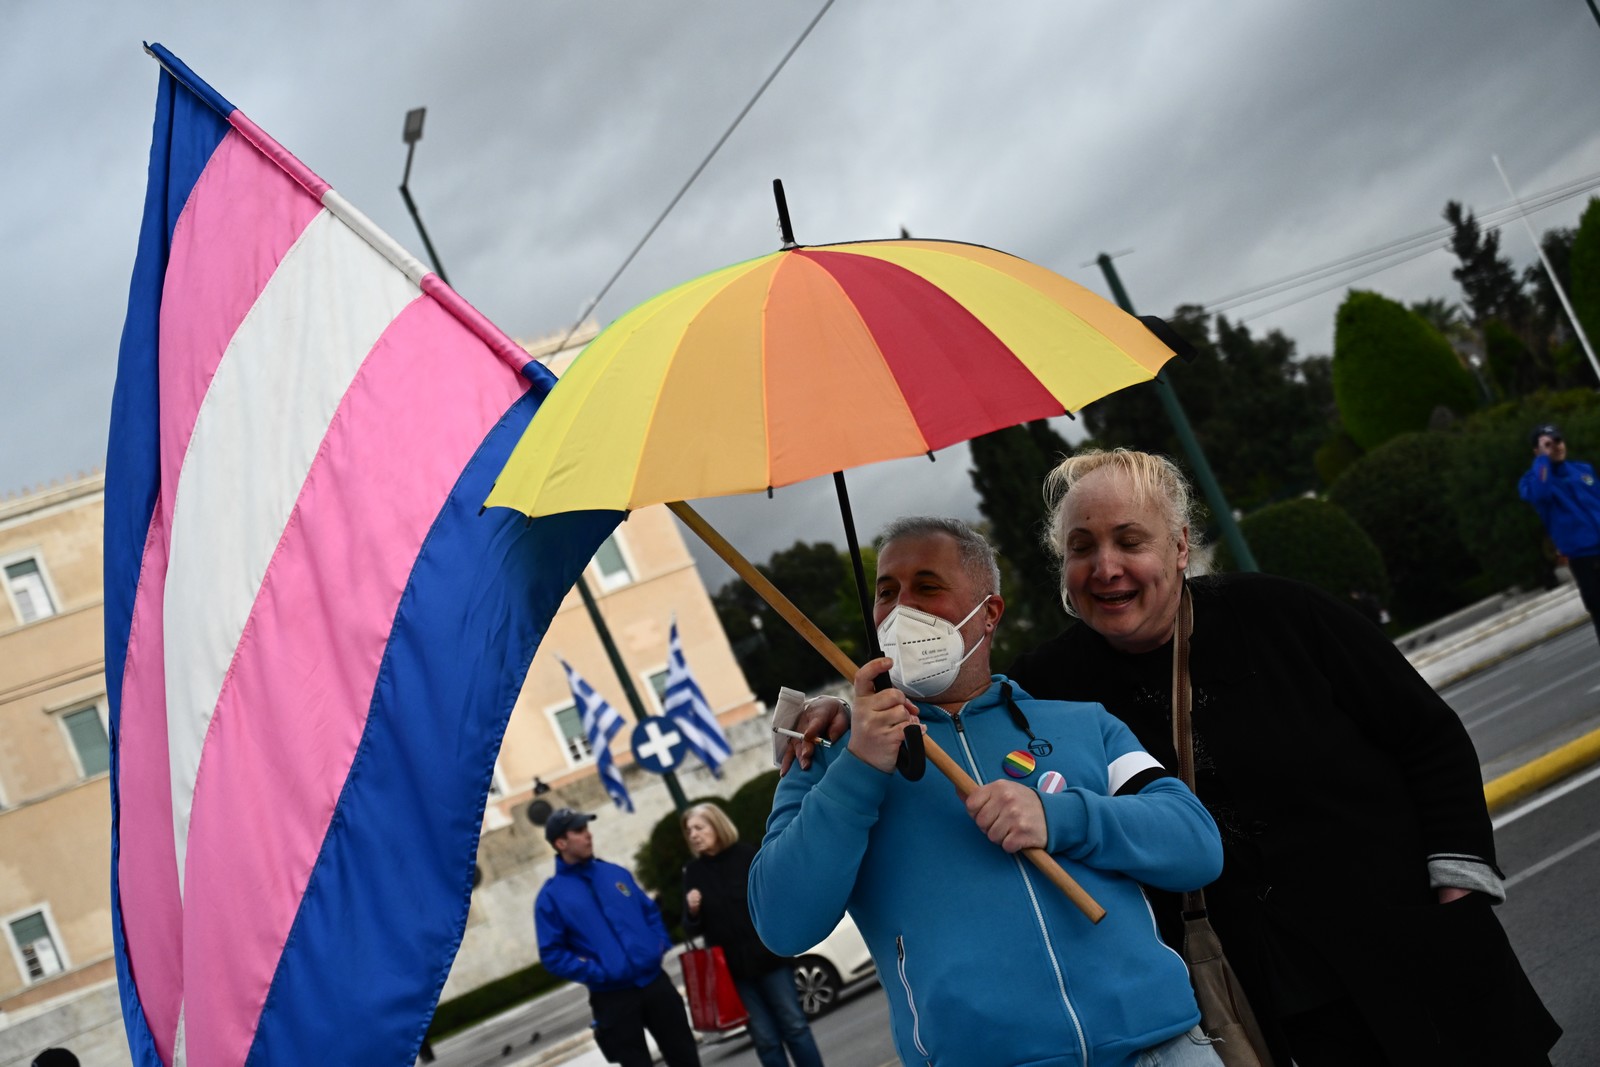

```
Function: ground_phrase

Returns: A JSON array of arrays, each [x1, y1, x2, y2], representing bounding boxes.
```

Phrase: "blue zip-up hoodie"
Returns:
[[749, 678, 1222, 1067], [535, 857, 671, 992], [1519, 454, 1600, 557]]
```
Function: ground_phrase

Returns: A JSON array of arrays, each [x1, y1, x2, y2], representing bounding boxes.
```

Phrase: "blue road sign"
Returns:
[[630, 715, 687, 774]]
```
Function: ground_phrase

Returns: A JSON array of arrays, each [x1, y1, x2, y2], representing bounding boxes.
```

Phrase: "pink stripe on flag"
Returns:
[[116, 511, 184, 1063], [178, 299, 527, 1065], [158, 128, 323, 531], [228, 112, 333, 201], [420, 274, 535, 376], [116, 128, 323, 1059]]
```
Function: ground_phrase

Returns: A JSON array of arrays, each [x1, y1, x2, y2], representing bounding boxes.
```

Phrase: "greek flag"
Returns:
[[561, 661, 632, 812], [664, 619, 732, 776]]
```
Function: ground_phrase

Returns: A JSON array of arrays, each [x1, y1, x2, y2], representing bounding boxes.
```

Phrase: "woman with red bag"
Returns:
[[682, 803, 825, 1067]]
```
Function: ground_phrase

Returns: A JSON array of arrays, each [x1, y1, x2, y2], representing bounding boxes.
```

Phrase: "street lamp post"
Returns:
[[397, 110, 688, 812]]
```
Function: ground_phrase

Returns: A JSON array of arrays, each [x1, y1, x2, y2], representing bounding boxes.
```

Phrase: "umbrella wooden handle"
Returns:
[[668, 500, 1106, 924], [921, 737, 1106, 923]]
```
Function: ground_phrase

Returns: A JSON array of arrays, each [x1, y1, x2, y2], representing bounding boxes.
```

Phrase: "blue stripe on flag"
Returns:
[[246, 385, 620, 1064], [663, 620, 731, 775], [104, 61, 233, 1067], [563, 661, 632, 812]]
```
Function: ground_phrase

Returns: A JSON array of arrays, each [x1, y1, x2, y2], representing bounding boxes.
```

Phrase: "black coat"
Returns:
[[1009, 572, 1559, 1065], [682, 842, 787, 981]]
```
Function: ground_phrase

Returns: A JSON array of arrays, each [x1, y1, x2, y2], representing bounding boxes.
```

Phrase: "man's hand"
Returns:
[[779, 696, 852, 775], [846, 658, 921, 774], [965, 780, 1047, 853], [1437, 886, 1472, 904], [685, 888, 702, 916]]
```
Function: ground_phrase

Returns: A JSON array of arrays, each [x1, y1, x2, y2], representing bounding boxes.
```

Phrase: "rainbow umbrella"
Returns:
[[487, 228, 1177, 518], [486, 187, 1190, 923]]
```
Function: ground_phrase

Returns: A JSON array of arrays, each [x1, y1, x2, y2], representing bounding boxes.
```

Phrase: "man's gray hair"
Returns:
[[878, 516, 1001, 598]]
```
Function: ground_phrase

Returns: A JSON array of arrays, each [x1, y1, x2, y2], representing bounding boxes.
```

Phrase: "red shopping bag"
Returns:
[[680, 943, 749, 1032]]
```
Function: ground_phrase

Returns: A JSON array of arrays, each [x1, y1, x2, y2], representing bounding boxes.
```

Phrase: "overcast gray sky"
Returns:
[[5, 1, 1600, 591]]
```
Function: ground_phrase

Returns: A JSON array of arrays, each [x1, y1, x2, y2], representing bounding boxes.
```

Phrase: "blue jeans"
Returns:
[[1134, 1026, 1224, 1067], [733, 967, 825, 1067]]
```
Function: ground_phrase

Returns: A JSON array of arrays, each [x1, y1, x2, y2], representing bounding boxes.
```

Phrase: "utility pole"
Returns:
[[399, 107, 688, 812], [1096, 254, 1259, 571]]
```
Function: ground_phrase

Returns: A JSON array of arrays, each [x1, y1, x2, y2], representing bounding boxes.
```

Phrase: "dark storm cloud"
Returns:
[[5, 1, 1599, 584]]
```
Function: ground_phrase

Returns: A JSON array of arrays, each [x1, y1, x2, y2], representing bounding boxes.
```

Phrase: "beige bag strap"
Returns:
[[1170, 584, 1206, 915]]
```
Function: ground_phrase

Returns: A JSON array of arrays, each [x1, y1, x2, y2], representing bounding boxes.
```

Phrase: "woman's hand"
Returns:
[[685, 888, 702, 916], [779, 696, 853, 775]]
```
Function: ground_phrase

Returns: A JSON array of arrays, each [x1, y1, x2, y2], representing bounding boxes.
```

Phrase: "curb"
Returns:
[[1484, 726, 1600, 813], [1427, 615, 1591, 690]]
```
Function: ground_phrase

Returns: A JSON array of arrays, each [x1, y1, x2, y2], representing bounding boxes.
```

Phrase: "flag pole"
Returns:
[[668, 500, 1106, 923]]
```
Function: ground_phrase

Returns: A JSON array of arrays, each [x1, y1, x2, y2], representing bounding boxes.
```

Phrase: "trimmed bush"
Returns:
[[1570, 198, 1600, 351], [1332, 290, 1479, 450], [1448, 389, 1600, 592], [1327, 432, 1478, 626], [1214, 497, 1389, 610], [425, 961, 566, 1042]]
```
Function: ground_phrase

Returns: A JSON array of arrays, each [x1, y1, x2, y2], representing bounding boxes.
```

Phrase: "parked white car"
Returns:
[[790, 912, 877, 1017]]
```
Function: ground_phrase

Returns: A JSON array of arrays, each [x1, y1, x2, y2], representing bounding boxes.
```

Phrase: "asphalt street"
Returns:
[[1443, 624, 1600, 781]]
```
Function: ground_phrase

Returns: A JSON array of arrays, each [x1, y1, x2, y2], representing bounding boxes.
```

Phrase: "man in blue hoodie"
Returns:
[[750, 517, 1225, 1067], [1520, 422, 1600, 645], [535, 809, 701, 1067]]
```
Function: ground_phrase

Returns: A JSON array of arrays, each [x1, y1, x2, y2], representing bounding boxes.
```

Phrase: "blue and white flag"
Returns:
[[664, 618, 732, 776], [562, 661, 633, 812]]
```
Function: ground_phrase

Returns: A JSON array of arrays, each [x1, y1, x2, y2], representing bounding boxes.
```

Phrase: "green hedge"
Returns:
[[1331, 290, 1478, 450], [1327, 432, 1480, 626], [1215, 497, 1389, 610], [425, 960, 567, 1042], [631, 771, 783, 936], [1448, 389, 1600, 592]]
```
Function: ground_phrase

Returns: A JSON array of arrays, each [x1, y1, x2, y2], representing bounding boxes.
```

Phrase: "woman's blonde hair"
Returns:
[[1041, 448, 1204, 612], [681, 802, 739, 855]]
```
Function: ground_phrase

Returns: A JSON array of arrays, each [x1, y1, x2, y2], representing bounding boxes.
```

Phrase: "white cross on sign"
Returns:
[[637, 720, 682, 764]]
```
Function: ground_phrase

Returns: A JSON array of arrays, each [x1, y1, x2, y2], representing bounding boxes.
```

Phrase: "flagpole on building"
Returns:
[[397, 113, 688, 814]]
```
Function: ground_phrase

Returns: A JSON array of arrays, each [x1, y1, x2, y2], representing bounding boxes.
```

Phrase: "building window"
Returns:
[[645, 668, 670, 713], [7, 910, 65, 984], [550, 703, 594, 765], [4, 556, 57, 624], [591, 535, 634, 592], [62, 706, 110, 778]]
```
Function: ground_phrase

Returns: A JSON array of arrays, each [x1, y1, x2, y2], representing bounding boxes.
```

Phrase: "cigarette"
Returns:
[[773, 726, 832, 748]]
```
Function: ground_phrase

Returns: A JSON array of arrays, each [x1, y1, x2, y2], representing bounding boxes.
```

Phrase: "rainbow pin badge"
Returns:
[[1002, 750, 1036, 778]]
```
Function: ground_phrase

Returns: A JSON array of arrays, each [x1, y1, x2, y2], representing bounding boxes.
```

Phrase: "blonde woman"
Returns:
[[682, 803, 824, 1067]]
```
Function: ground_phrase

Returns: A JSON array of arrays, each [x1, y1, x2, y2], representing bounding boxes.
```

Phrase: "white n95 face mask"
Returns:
[[876, 596, 991, 700]]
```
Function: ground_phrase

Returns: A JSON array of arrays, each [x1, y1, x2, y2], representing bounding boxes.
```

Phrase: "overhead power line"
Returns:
[[1197, 168, 1600, 323], [553, 0, 837, 353]]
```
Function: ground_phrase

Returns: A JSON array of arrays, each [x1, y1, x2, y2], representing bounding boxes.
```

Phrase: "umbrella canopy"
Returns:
[[485, 238, 1178, 517]]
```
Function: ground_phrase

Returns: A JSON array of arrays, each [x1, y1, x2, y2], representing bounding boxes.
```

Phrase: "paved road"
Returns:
[[1493, 767, 1600, 1065], [1442, 624, 1600, 780]]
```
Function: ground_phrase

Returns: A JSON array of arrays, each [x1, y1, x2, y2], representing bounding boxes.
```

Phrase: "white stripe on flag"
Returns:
[[163, 209, 421, 892]]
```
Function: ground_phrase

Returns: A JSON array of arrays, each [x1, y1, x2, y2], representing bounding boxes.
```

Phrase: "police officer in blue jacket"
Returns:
[[535, 809, 701, 1067], [1519, 422, 1600, 645]]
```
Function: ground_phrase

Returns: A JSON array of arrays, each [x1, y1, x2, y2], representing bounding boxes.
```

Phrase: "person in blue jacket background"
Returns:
[[749, 517, 1224, 1067], [535, 809, 701, 1067], [1519, 422, 1600, 645]]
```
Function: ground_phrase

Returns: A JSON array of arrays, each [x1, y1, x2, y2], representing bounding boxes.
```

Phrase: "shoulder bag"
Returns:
[[1171, 584, 1275, 1067]]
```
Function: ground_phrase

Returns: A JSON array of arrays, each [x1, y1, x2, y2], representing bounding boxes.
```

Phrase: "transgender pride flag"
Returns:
[[104, 44, 619, 1066]]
